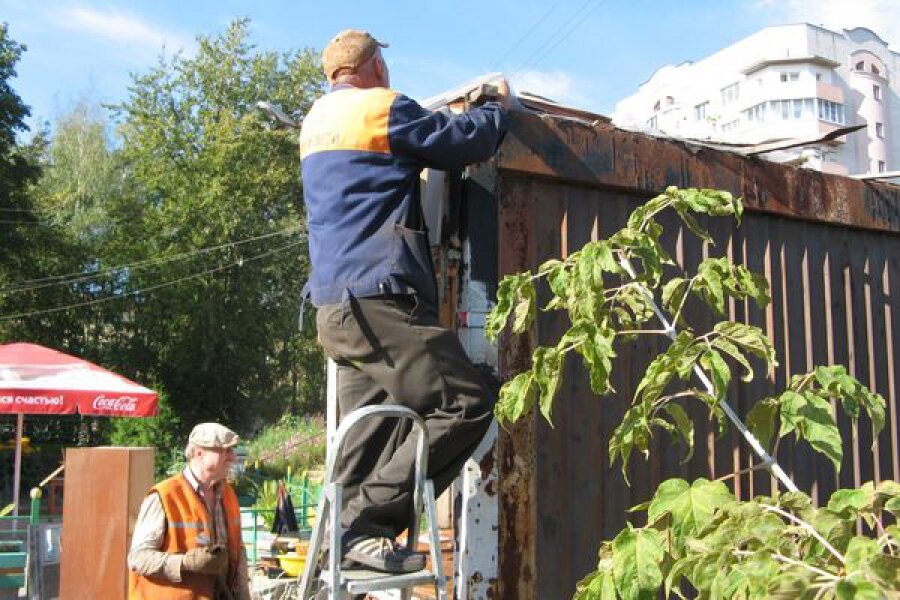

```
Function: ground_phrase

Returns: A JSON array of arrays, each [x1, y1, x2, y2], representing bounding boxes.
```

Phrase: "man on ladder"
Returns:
[[299, 28, 510, 576]]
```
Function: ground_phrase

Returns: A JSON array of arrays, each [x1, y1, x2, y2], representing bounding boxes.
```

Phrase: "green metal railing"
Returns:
[[240, 473, 323, 565]]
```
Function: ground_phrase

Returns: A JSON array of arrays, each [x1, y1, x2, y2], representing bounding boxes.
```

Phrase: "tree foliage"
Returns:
[[0, 20, 327, 480], [487, 187, 897, 598]]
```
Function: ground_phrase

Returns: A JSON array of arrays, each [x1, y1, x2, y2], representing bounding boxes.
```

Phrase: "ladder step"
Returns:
[[321, 568, 439, 593]]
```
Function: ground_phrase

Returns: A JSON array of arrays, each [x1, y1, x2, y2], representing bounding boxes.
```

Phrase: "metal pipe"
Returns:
[[620, 257, 799, 492]]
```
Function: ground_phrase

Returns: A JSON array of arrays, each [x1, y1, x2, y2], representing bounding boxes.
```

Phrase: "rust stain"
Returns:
[[498, 111, 900, 234]]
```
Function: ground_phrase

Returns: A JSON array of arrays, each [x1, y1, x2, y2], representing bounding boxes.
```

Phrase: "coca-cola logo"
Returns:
[[92, 395, 138, 412]]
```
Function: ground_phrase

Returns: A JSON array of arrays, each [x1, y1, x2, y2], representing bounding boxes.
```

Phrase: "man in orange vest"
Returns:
[[128, 423, 250, 600]]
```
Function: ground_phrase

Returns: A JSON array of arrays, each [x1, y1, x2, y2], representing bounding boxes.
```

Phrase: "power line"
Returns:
[[524, 0, 604, 73], [0, 239, 304, 322], [1, 226, 303, 295], [509, 0, 600, 81], [491, 0, 565, 71]]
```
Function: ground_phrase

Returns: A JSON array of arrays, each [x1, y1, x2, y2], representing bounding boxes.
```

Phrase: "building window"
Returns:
[[780, 72, 799, 82], [653, 100, 661, 112], [816, 72, 822, 81], [694, 101, 708, 121], [721, 82, 740, 105], [666, 96, 675, 107], [648, 116, 658, 130], [720, 119, 740, 132], [743, 102, 768, 123], [856, 60, 865, 71], [874, 85, 882, 101], [876, 122, 885, 138], [816, 99, 845, 124], [872, 64, 880, 76], [879, 161, 886, 173]]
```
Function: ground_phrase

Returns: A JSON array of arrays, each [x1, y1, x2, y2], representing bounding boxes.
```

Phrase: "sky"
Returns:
[[1, 0, 899, 133]]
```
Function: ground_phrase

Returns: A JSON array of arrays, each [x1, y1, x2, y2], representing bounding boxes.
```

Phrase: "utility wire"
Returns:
[[1, 226, 303, 295], [0, 238, 304, 322], [490, 0, 565, 71], [509, 0, 600, 82], [524, 0, 604, 73]]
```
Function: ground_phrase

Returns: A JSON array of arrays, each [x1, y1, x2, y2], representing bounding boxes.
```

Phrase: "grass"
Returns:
[[244, 413, 326, 479]]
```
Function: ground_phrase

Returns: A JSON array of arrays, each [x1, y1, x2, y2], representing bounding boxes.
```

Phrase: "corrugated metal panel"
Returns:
[[493, 111, 900, 599]]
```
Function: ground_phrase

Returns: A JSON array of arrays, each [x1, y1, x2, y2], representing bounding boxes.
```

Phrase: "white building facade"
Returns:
[[612, 24, 900, 176]]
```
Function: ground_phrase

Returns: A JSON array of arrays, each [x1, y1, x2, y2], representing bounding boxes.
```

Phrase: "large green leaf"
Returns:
[[494, 371, 536, 425], [646, 478, 734, 550], [532, 346, 564, 425], [573, 564, 618, 600], [713, 321, 776, 369], [512, 277, 537, 334], [827, 488, 872, 517], [634, 332, 697, 405], [778, 390, 843, 468], [711, 336, 755, 382], [485, 274, 524, 341], [867, 555, 900, 590], [700, 349, 731, 400], [611, 526, 665, 600], [835, 575, 886, 600], [609, 404, 651, 477]]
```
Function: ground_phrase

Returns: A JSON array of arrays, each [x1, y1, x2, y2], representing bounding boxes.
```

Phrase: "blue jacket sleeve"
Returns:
[[387, 95, 508, 171]]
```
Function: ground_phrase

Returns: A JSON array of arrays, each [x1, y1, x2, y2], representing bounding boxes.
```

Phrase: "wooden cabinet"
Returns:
[[59, 447, 154, 600]]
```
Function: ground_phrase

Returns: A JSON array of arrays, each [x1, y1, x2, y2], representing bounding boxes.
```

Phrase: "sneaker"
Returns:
[[343, 536, 426, 573]]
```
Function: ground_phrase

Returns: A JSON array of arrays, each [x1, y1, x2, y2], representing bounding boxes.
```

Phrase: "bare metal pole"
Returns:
[[13, 414, 23, 516], [620, 258, 799, 493]]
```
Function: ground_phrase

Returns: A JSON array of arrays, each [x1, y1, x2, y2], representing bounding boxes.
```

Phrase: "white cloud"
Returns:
[[509, 70, 584, 106], [753, 0, 900, 47], [53, 6, 191, 53]]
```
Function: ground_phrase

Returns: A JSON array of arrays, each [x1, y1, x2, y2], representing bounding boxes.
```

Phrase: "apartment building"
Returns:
[[612, 24, 900, 176]]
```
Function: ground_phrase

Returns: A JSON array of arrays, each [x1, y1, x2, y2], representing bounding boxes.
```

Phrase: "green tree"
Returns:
[[104, 18, 325, 444], [1, 19, 326, 478]]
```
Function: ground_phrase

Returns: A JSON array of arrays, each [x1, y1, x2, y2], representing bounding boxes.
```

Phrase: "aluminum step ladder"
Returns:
[[297, 402, 447, 600]]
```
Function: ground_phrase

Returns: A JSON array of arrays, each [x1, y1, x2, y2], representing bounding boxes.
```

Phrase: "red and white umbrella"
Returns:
[[0, 343, 159, 513]]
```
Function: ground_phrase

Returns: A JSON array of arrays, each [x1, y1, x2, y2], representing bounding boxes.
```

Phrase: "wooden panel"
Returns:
[[59, 447, 154, 600]]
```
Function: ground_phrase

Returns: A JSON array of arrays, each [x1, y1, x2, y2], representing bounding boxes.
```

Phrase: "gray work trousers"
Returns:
[[316, 294, 494, 539]]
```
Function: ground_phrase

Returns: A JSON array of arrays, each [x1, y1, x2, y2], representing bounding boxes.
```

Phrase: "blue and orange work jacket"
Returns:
[[299, 83, 507, 307]]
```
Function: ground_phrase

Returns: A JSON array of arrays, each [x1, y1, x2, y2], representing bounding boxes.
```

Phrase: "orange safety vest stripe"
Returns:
[[129, 473, 243, 600]]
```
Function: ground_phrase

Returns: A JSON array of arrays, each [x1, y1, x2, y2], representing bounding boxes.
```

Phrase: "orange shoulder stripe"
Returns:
[[299, 87, 397, 159]]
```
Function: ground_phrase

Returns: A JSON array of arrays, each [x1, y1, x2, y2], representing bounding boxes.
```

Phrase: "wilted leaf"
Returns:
[[662, 403, 695, 463], [746, 397, 779, 451]]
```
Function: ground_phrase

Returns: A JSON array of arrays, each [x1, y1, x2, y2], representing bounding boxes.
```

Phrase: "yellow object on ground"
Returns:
[[278, 551, 306, 577]]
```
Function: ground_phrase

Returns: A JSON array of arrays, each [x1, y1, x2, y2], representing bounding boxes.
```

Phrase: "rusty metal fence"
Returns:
[[489, 112, 900, 599]]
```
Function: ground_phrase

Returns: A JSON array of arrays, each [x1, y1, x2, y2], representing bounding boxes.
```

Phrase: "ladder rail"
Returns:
[[299, 404, 432, 599]]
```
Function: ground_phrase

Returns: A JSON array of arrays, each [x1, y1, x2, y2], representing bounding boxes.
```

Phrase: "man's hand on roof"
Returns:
[[494, 77, 512, 111]]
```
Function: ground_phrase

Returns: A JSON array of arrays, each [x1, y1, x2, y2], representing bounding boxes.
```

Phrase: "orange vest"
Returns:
[[129, 473, 243, 600]]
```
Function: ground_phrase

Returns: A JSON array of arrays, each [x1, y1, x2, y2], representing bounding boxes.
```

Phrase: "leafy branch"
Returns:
[[574, 479, 900, 599], [486, 186, 898, 598]]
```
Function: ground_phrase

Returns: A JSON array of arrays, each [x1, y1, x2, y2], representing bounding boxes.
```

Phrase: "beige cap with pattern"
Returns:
[[322, 29, 388, 79], [188, 422, 240, 449]]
